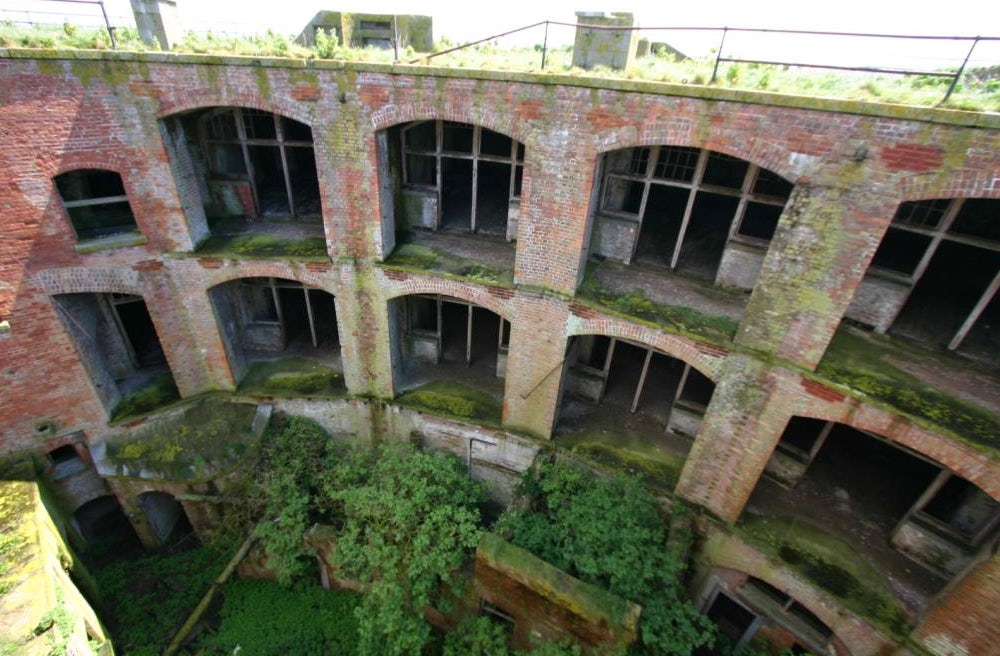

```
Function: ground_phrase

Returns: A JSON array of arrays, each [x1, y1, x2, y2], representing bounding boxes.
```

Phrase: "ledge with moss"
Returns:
[[98, 397, 261, 480], [395, 380, 503, 426], [192, 233, 329, 260], [110, 371, 181, 422], [556, 428, 687, 492], [382, 240, 515, 287], [815, 326, 1000, 456], [576, 265, 740, 347], [238, 357, 346, 398], [733, 515, 909, 640], [477, 532, 641, 643]]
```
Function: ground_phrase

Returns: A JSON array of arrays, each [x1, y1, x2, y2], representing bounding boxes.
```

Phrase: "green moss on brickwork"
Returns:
[[478, 532, 639, 631], [737, 515, 909, 638], [239, 357, 346, 398], [816, 327, 1000, 454], [396, 380, 502, 425], [104, 398, 258, 479], [110, 372, 180, 422], [383, 241, 514, 286], [557, 428, 686, 491], [577, 268, 738, 346], [195, 234, 329, 260]]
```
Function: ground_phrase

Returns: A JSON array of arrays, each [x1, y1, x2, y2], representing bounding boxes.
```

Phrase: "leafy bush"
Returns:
[[497, 458, 716, 656]]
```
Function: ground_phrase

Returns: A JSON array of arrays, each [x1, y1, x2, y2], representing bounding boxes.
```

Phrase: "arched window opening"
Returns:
[[848, 198, 1000, 367], [138, 491, 197, 549], [590, 146, 792, 290], [52, 293, 178, 419], [54, 169, 139, 243], [388, 294, 507, 418], [208, 277, 343, 392], [554, 334, 715, 489], [160, 107, 323, 249], [754, 417, 1000, 614], [72, 495, 142, 557]]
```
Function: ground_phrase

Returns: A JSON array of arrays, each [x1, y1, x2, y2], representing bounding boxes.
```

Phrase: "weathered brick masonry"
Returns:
[[2, 50, 1000, 655]]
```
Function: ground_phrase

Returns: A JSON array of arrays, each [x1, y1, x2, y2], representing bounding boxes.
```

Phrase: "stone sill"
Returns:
[[74, 232, 148, 254]]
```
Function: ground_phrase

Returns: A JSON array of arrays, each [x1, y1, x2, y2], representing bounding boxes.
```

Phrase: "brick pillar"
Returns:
[[338, 266, 395, 399], [675, 355, 793, 521], [735, 184, 894, 370], [501, 294, 569, 439], [914, 552, 1000, 655]]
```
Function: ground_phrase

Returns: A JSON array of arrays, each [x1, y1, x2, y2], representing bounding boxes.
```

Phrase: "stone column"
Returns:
[[130, 0, 181, 51], [572, 12, 638, 71]]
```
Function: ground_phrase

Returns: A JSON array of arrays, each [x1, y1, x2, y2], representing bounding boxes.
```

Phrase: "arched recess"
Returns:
[[376, 118, 525, 270], [159, 105, 323, 246], [749, 415, 1000, 609], [698, 570, 853, 656], [137, 491, 196, 549], [387, 292, 510, 408], [553, 330, 718, 491], [51, 291, 178, 419], [584, 145, 793, 291], [845, 196, 1000, 368], [207, 276, 344, 391], [71, 494, 141, 555]]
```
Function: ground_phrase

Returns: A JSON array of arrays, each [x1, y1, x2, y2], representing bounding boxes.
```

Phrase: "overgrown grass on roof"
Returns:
[[2, 21, 997, 111]]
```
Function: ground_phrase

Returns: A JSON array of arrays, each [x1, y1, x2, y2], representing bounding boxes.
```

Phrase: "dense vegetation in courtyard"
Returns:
[[497, 458, 717, 656]]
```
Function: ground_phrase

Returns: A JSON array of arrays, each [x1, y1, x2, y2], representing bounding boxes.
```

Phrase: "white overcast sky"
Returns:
[[4, 0, 1000, 68]]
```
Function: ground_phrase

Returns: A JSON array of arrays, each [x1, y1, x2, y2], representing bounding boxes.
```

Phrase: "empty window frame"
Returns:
[[910, 471, 1000, 547], [47, 443, 88, 480], [868, 198, 1000, 352], [240, 277, 334, 349], [738, 578, 834, 652], [54, 169, 138, 240], [601, 147, 792, 277], [199, 108, 320, 218], [401, 120, 524, 233]]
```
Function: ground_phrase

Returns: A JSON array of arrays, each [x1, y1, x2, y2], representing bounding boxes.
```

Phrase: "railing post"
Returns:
[[710, 26, 728, 84], [541, 20, 549, 70], [98, 0, 117, 49], [942, 36, 979, 104]]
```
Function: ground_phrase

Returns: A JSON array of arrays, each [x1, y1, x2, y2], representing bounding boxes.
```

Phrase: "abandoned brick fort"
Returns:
[[1, 9, 1000, 656]]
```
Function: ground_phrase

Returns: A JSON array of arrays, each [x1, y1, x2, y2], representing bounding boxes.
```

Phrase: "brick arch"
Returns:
[[202, 265, 339, 297], [705, 566, 859, 656], [155, 90, 314, 128], [370, 103, 520, 145], [50, 153, 136, 181], [589, 129, 796, 184], [383, 278, 514, 322], [777, 397, 1000, 503], [894, 178, 1000, 205], [566, 315, 726, 381], [35, 267, 143, 297]]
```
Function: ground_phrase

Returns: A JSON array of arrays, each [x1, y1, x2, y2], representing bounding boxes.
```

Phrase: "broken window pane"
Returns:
[[702, 152, 748, 189], [281, 116, 313, 142], [480, 128, 513, 157], [922, 476, 1000, 541], [242, 109, 277, 140], [738, 202, 783, 241], [948, 198, 1000, 242], [603, 176, 644, 214], [442, 121, 474, 153], [870, 227, 931, 276], [753, 169, 794, 198], [404, 121, 436, 152]]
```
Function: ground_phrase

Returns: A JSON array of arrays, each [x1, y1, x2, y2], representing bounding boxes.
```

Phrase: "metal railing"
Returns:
[[413, 20, 999, 105], [2, 0, 118, 47]]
